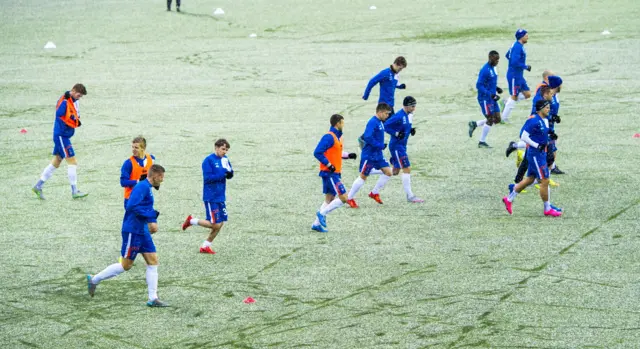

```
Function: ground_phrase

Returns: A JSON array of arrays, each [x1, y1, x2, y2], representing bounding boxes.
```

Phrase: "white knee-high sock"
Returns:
[[517, 92, 526, 101], [68, 165, 78, 193], [348, 177, 366, 200], [401, 173, 414, 198], [313, 201, 330, 225], [502, 98, 517, 121], [476, 119, 486, 127], [369, 169, 383, 175], [480, 124, 491, 142], [92, 263, 125, 284], [516, 141, 526, 149], [190, 217, 200, 226], [40, 164, 56, 182], [320, 198, 344, 215], [371, 174, 390, 194], [146, 265, 158, 301]]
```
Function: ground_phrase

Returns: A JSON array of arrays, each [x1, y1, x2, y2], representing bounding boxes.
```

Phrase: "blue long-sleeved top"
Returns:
[[505, 41, 528, 77], [314, 126, 343, 170], [122, 179, 157, 234], [476, 62, 498, 100], [520, 113, 549, 156], [363, 66, 402, 107], [120, 154, 156, 188], [362, 116, 386, 160], [202, 153, 233, 202], [384, 109, 412, 150], [53, 93, 79, 138]]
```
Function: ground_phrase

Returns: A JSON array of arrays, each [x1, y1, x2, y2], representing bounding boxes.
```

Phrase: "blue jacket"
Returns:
[[53, 94, 79, 138], [506, 41, 528, 77], [384, 109, 412, 150], [476, 63, 498, 100], [202, 153, 233, 203], [363, 66, 402, 107], [362, 116, 386, 160], [122, 179, 157, 234], [314, 126, 343, 173], [120, 154, 156, 188], [520, 113, 549, 155]]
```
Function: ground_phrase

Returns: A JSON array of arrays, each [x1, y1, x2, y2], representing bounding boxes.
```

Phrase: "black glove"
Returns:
[[327, 164, 336, 173], [491, 94, 501, 101], [154, 210, 160, 218], [77, 119, 82, 127], [382, 143, 387, 150], [526, 65, 532, 72], [64, 91, 71, 99], [226, 171, 234, 179], [397, 84, 406, 89], [496, 87, 503, 94], [551, 114, 561, 123], [396, 131, 406, 139], [153, 185, 160, 190], [410, 127, 416, 136], [139, 174, 147, 181], [536, 143, 546, 152], [549, 131, 558, 141], [348, 153, 357, 160]]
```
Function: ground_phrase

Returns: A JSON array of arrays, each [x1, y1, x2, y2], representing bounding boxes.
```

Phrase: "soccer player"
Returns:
[[468, 51, 504, 148], [121, 136, 156, 208], [384, 96, 424, 203], [346, 103, 393, 208], [501, 29, 532, 123], [502, 100, 562, 217], [546, 76, 565, 175], [32, 84, 89, 200], [181, 139, 233, 254], [167, 0, 180, 12], [311, 114, 358, 232], [87, 164, 168, 307]]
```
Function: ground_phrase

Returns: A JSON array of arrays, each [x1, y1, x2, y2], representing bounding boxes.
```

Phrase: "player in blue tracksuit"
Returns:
[[501, 29, 532, 123], [32, 83, 89, 200], [383, 96, 424, 203], [468, 51, 504, 148], [88, 164, 169, 307], [346, 103, 393, 207], [503, 100, 562, 217], [544, 75, 564, 174], [182, 139, 234, 254]]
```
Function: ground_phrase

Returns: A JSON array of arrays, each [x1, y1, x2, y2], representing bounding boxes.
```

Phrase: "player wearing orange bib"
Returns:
[[121, 136, 156, 208]]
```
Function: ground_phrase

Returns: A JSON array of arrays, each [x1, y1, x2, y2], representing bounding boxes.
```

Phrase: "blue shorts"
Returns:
[[52, 136, 75, 159], [478, 99, 500, 116], [389, 148, 411, 169], [204, 201, 227, 224], [507, 75, 530, 96], [121, 232, 156, 260], [359, 157, 389, 176], [527, 152, 549, 179], [321, 173, 346, 196]]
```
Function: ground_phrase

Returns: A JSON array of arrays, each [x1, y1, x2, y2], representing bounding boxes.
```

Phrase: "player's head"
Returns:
[[215, 138, 230, 157], [515, 29, 528, 44], [535, 99, 550, 116], [148, 164, 165, 187], [542, 70, 555, 81], [402, 96, 417, 113], [131, 135, 147, 158], [539, 85, 553, 100], [392, 56, 407, 72], [375, 103, 393, 121], [70, 83, 87, 100], [488, 50, 500, 66], [548, 75, 563, 93], [330, 114, 345, 131]]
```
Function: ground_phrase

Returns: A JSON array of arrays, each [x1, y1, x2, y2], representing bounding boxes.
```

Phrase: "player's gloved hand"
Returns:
[[154, 210, 160, 218], [77, 119, 82, 127], [139, 174, 147, 181], [153, 185, 160, 190], [327, 164, 336, 173], [536, 143, 546, 152], [397, 83, 406, 89], [526, 65, 532, 72], [496, 87, 504, 94], [549, 131, 558, 141], [226, 171, 234, 179], [362, 95, 368, 101], [396, 131, 406, 139], [551, 114, 561, 123], [491, 94, 501, 101], [410, 127, 416, 136], [382, 143, 387, 150], [348, 153, 357, 160]]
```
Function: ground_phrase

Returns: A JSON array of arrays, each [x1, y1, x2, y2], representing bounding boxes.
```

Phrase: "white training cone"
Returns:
[[44, 41, 56, 49], [213, 8, 224, 15], [369, 5, 377, 10], [601, 29, 611, 35], [249, 33, 257, 38]]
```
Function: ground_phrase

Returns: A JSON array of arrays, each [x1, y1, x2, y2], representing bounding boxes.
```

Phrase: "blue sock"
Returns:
[[35, 180, 44, 189], [71, 184, 77, 194]]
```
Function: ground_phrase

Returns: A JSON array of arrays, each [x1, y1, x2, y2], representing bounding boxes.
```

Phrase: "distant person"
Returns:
[[468, 51, 503, 148], [501, 29, 532, 123], [167, 0, 180, 12]]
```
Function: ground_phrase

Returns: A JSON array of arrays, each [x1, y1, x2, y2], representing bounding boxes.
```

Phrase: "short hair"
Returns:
[[132, 135, 147, 149], [330, 114, 344, 126], [72, 83, 87, 95], [539, 85, 552, 96], [376, 103, 392, 113], [394, 56, 407, 67], [215, 138, 230, 149], [489, 50, 499, 57], [149, 164, 165, 175], [542, 70, 554, 79]]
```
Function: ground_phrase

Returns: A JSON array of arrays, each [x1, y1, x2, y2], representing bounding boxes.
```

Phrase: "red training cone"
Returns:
[[20, 128, 27, 134], [243, 297, 255, 304], [633, 133, 640, 138]]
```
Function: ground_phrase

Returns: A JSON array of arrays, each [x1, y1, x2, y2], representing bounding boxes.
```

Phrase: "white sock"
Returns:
[[479, 124, 491, 142], [476, 119, 486, 127], [190, 218, 199, 226], [502, 98, 516, 121], [401, 173, 414, 198], [517, 92, 526, 101], [516, 141, 526, 149], [202, 240, 211, 248], [313, 201, 329, 225], [369, 169, 383, 175], [40, 164, 56, 182], [507, 190, 518, 202], [544, 201, 551, 211], [92, 263, 125, 284], [68, 165, 78, 193], [550, 163, 557, 170], [371, 174, 390, 195], [146, 265, 158, 301], [348, 177, 365, 200], [320, 198, 344, 215]]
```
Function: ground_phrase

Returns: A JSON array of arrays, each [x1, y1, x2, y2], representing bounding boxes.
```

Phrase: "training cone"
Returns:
[[44, 41, 56, 49], [601, 30, 611, 35], [213, 8, 224, 15], [369, 5, 377, 10], [633, 133, 640, 138], [243, 297, 255, 304], [20, 128, 27, 134], [249, 33, 257, 38]]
